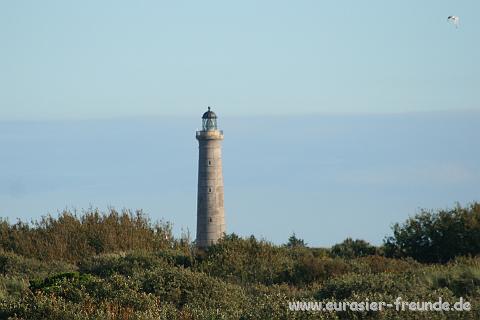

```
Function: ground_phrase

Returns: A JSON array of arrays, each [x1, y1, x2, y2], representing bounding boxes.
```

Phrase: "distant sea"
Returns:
[[1, 111, 479, 246]]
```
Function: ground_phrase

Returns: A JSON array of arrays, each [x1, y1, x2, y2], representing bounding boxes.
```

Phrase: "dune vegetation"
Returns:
[[1, 203, 480, 319]]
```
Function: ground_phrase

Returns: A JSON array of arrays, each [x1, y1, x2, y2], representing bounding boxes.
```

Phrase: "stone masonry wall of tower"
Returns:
[[196, 129, 225, 248]]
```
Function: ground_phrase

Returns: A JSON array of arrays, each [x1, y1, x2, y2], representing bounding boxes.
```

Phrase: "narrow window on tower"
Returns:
[[208, 159, 212, 166], [209, 217, 212, 223], [208, 187, 212, 193]]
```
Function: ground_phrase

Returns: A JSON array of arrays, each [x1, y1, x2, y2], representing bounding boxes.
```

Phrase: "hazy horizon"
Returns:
[[1, 110, 478, 247]]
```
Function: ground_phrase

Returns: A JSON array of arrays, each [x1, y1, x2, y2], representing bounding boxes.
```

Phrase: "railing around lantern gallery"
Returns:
[[196, 130, 224, 139]]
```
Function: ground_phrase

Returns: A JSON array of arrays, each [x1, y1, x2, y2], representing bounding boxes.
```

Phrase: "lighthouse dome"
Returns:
[[202, 107, 217, 119], [201, 107, 218, 131]]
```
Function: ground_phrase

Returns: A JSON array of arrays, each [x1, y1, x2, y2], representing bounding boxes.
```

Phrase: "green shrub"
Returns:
[[423, 260, 480, 297], [2, 206, 480, 319], [0, 209, 173, 263], [0, 276, 29, 300], [348, 256, 420, 274], [285, 233, 307, 248], [79, 251, 172, 277], [140, 265, 248, 315], [198, 234, 295, 285], [285, 255, 349, 285], [330, 238, 377, 259], [385, 203, 480, 262], [0, 250, 75, 278], [315, 272, 419, 300]]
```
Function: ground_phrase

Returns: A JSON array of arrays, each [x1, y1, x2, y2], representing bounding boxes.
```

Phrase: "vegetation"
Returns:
[[385, 203, 480, 263], [330, 238, 377, 259], [0, 204, 479, 319]]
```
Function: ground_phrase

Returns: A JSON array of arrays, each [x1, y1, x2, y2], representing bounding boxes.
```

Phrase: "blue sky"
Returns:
[[0, 1, 479, 246], [1, 0, 479, 119]]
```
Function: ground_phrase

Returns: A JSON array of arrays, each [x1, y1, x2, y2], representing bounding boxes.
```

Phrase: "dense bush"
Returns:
[[0, 276, 28, 301], [3, 251, 480, 319], [198, 234, 294, 285], [330, 238, 377, 259], [0, 209, 173, 263], [423, 259, 480, 297], [285, 254, 350, 285], [285, 233, 307, 248], [347, 255, 420, 274], [0, 250, 76, 278], [384, 203, 480, 263], [1, 205, 480, 319]]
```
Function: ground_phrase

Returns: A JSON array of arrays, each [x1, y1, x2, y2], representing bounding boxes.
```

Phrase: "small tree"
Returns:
[[330, 238, 376, 259], [285, 233, 307, 248], [384, 203, 480, 263]]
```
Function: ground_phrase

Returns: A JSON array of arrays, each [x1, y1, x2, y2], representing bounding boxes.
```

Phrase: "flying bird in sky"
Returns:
[[447, 16, 460, 28]]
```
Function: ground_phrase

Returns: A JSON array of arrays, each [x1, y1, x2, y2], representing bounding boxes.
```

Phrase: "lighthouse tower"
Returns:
[[196, 107, 226, 248]]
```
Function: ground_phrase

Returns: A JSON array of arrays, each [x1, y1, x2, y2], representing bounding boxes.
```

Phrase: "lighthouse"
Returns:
[[196, 107, 226, 248]]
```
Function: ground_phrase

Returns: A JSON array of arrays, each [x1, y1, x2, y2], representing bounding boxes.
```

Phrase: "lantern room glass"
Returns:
[[202, 118, 217, 131]]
